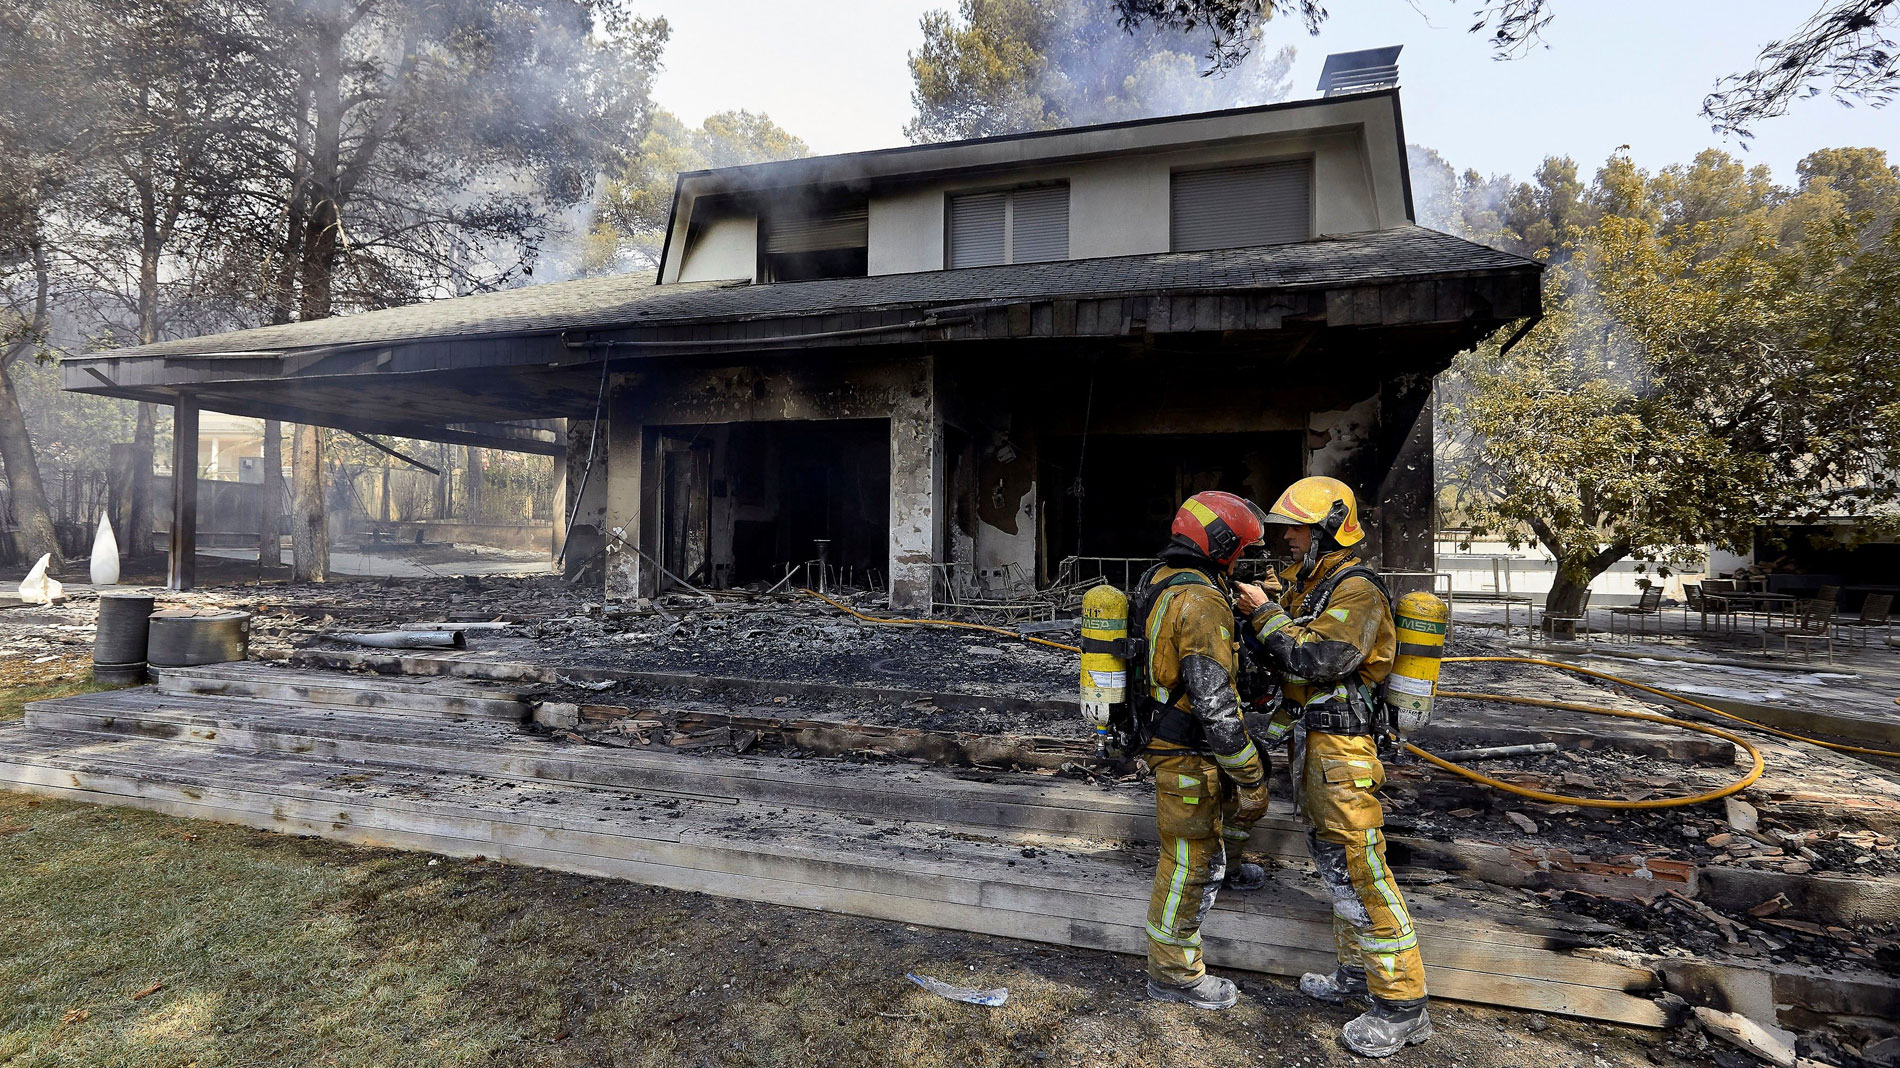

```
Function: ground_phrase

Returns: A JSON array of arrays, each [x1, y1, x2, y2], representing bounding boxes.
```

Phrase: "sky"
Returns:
[[624, 0, 1895, 186]]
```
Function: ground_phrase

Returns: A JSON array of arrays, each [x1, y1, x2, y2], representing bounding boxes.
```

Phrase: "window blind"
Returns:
[[948, 192, 1007, 268], [1008, 185, 1069, 264], [763, 205, 868, 255], [1170, 160, 1312, 252]]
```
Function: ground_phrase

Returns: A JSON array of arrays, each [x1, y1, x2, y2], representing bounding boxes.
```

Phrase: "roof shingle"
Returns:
[[83, 226, 1536, 361]]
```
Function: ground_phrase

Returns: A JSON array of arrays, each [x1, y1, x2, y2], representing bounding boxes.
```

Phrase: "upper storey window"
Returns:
[[1170, 160, 1312, 252], [947, 184, 1070, 268], [761, 203, 868, 281]]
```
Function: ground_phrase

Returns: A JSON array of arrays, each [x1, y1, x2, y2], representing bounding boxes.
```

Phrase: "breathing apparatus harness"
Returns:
[[1103, 551, 1234, 755], [1270, 559, 1395, 741]]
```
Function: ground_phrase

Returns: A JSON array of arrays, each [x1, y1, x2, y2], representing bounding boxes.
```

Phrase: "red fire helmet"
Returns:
[[1170, 491, 1267, 567]]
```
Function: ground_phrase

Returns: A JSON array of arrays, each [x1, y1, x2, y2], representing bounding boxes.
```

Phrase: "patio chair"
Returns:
[[1608, 585, 1665, 641], [1683, 582, 1737, 632], [1536, 589, 1592, 642], [1816, 584, 1841, 607], [1837, 593, 1894, 649], [1763, 599, 1836, 662]]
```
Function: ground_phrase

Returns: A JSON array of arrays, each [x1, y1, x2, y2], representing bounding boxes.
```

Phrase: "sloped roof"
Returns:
[[82, 226, 1535, 362]]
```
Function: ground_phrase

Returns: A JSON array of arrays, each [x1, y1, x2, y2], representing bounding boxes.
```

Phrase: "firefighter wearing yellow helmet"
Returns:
[[1234, 476, 1432, 1058]]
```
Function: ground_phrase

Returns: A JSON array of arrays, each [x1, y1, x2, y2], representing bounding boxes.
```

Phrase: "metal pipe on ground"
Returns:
[[1428, 743, 1559, 761], [330, 630, 468, 650], [394, 621, 513, 632]]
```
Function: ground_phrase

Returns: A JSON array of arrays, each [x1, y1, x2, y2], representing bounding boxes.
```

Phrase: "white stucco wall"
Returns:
[[866, 187, 944, 275], [676, 214, 757, 283], [863, 130, 1379, 274]]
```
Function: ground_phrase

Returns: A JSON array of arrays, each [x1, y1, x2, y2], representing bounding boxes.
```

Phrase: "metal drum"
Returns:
[[147, 609, 252, 667], [93, 592, 155, 685]]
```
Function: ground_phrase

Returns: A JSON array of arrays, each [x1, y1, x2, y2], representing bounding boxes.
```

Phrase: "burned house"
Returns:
[[63, 73, 1540, 609]]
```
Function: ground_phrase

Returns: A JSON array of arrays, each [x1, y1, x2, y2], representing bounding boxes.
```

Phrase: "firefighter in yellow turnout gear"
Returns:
[[1139, 491, 1272, 1011], [1236, 477, 1433, 1058]]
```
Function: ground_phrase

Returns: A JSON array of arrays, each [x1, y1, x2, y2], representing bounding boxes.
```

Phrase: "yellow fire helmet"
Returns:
[[1265, 475, 1365, 547]]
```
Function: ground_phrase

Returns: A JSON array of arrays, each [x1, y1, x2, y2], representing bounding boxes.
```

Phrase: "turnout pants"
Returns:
[[1144, 748, 1246, 984], [1295, 729, 1427, 1003]]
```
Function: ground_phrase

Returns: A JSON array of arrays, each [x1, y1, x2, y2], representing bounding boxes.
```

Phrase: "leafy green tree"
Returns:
[[1440, 148, 1900, 619], [906, 0, 1295, 143], [589, 109, 809, 272]]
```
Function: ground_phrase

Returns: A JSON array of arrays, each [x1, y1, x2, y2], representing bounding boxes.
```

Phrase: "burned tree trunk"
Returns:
[[0, 240, 63, 571], [287, 11, 345, 584], [462, 446, 484, 521], [0, 360, 61, 572], [290, 424, 326, 581], [128, 405, 155, 555]]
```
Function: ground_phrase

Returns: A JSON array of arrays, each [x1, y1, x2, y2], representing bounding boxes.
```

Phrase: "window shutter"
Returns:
[[1170, 160, 1312, 252], [763, 205, 868, 254], [1009, 185, 1069, 264], [948, 192, 1007, 268]]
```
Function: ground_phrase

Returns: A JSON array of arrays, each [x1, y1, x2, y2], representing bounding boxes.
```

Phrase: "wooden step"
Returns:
[[22, 688, 1701, 901], [151, 663, 531, 722], [287, 647, 1733, 761], [26, 689, 1156, 843], [0, 721, 1667, 1026]]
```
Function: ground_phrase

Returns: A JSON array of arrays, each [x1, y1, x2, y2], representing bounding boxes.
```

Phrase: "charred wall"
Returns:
[[600, 352, 940, 609], [592, 326, 1448, 608], [936, 335, 1441, 594]]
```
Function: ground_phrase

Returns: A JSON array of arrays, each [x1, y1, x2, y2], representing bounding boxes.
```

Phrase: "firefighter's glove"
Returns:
[[1234, 581, 1276, 614], [1232, 780, 1270, 825]]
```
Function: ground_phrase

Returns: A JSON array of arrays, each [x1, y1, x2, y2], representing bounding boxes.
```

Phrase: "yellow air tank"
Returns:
[[1079, 584, 1130, 755], [1386, 591, 1450, 735]]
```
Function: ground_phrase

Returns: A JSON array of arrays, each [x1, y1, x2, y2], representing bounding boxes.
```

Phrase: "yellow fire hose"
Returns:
[[799, 590, 1900, 809]]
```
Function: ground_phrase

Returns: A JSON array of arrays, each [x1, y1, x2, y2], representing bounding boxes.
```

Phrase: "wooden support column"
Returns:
[[168, 396, 199, 591]]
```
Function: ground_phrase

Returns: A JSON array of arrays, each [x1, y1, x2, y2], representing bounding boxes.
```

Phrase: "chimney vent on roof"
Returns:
[[1317, 46, 1402, 97]]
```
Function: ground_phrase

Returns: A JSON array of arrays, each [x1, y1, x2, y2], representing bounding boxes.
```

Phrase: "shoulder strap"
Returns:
[[1295, 564, 1391, 625], [1139, 570, 1218, 705]]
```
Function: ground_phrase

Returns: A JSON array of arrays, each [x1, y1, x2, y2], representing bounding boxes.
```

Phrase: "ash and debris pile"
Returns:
[[531, 591, 1074, 700]]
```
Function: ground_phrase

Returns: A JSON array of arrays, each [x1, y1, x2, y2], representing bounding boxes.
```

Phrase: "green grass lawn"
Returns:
[[0, 678, 108, 723]]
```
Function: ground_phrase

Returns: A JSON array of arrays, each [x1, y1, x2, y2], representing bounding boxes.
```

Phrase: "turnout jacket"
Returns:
[[1142, 565, 1267, 786], [1245, 549, 1396, 736]]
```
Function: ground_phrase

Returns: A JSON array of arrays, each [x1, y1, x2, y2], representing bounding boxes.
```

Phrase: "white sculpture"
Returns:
[[90, 514, 120, 586], [18, 553, 64, 605]]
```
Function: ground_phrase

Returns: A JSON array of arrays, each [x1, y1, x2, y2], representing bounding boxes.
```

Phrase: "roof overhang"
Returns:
[[63, 226, 1539, 446]]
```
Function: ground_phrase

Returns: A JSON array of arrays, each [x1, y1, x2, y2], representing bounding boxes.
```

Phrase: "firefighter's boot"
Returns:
[[1146, 973, 1239, 1011], [1299, 965, 1369, 1004], [1223, 861, 1267, 891], [1341, 998, 1433, 1058]]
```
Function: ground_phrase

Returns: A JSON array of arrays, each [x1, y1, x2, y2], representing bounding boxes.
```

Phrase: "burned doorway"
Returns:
[[726, 419, 890, 588], [1039, 432, 1304, 571], [661, 434, 713, 587]]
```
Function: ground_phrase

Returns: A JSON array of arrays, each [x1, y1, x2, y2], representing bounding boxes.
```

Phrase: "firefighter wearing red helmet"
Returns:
[[1136, 490, 1272, 1011]]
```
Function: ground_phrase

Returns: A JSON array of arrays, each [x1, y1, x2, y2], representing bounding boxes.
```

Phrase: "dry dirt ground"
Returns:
[[1, 776, 1721, 1068]]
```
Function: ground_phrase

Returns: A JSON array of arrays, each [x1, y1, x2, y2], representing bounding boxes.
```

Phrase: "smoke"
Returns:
[[907, 0, 1299, 143], [1405, 143, 1512, 244], [1035, 2, 1299, 126]]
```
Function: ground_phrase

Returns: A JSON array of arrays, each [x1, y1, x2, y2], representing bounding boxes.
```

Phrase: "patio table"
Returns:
[[1729, 591, 1797, 627]]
